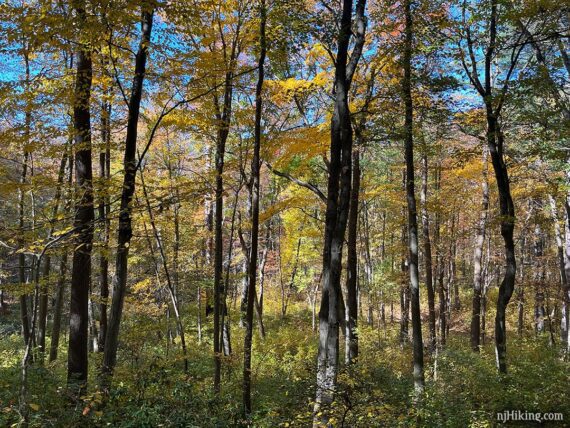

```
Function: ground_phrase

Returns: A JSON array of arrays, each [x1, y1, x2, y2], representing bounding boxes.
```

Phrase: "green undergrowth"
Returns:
[[0, 300, 568, 427]]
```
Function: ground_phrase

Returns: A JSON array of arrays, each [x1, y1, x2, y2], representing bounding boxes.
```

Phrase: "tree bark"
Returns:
[[243, 0, 266, 415], [18, 50, 32, 346], [420, 152, 436, 352], [102, 8, 154, 385], [49, 144, 73, 363], [402, 0, 424, 394], [98, 96, 111, 352], [345, 148, 360, 364], [548, 195, 570, 346], [314, 0, 366, 422], [212, 23, 239, 394], [433, 165, 446, 345], [471, 146, 489, 351], [67, 1, 94, 391], [533, 221, 546, 334]]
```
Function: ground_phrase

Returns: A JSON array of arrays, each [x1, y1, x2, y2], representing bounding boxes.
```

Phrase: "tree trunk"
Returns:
[[420, 152, 436, 352], [212, 36, 237, 396], [102, 8, 154, 385], [403, 0, 424, 394], [314, 1, 366, 422], [98, 97, 111, 352], [49, 255, 68, 362], [564, 197, 570, 354], [533, 221, 546, 334], [67, 2, 94, 391], [345, 148, 360, 364], [488, 114, 516, 373], [18, 150, 30, 345], [471, 146, 489, 351], [517, 229, 526, 338], [433, 166, 446, 345], [49, 145, 73, 363], [243, 2, 266, 415], [38, 150, 69, 360], [548, 195, 570, 346]]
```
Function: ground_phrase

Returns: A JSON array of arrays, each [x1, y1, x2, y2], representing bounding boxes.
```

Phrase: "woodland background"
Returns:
[[0, 0, 569, 426]]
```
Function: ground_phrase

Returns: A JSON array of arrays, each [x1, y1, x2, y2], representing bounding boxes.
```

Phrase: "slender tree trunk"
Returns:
[[403, 0, 424, 394], [49, 145, 73, 363], [98, 97, 111, 352], [400, 177, 409, 345], [38, 151, 69, 360], [67, 2, 94, 391], [488, 115, 516, 373], [49, 254, 68, 362], [19, 55, 31, 345], [565, 198, 570, 354], [549, 195, 570, 346], [102, 8, 154, 385], [243, 1, 266, 415], [88, 294, 98, 352], [479, 0, 517, 374], [420, 152, 436, 352], [533, 221, 546, 334], [212, 42, 237, 396], [433, 165, 446, 344], [471, 146, 489, 351], [345, 148, 360, 364]]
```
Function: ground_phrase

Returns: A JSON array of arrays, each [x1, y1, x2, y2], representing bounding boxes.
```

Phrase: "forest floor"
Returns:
[[1, 291, 569, 427]]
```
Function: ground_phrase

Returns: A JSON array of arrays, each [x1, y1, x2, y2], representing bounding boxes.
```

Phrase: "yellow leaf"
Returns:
[[29, 403, 40, 411]]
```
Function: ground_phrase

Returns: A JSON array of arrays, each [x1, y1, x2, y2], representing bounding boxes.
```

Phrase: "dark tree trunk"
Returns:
[[212, 28, 238, 394], [102, 8, 154, 385], [471, 146, 489, 351], [243, 1, 266, 415], [67, 2, 94, 391], [461, 0, 518, 373], [314, 0, 366, 422], [402, 0, 424, 393], [488, 114, 516, 373], [98, 97, 111, 352]]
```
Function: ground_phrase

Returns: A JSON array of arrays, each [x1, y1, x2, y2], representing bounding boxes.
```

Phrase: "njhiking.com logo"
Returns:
[[497, 410, 563, 424]]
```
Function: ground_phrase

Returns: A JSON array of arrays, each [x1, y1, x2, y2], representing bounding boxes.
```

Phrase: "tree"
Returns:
[[102, 5, 154, 385], [314, 0, 367, 421], [458, 0, 524, 373], [471, 145, 489, 351], [402, 0, 424, 394], [243, 0, 266, 416], [67, 0, 94, 391]]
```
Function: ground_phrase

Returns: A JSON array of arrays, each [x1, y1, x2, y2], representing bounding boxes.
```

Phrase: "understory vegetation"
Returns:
[[2, 293, 568, 427]]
